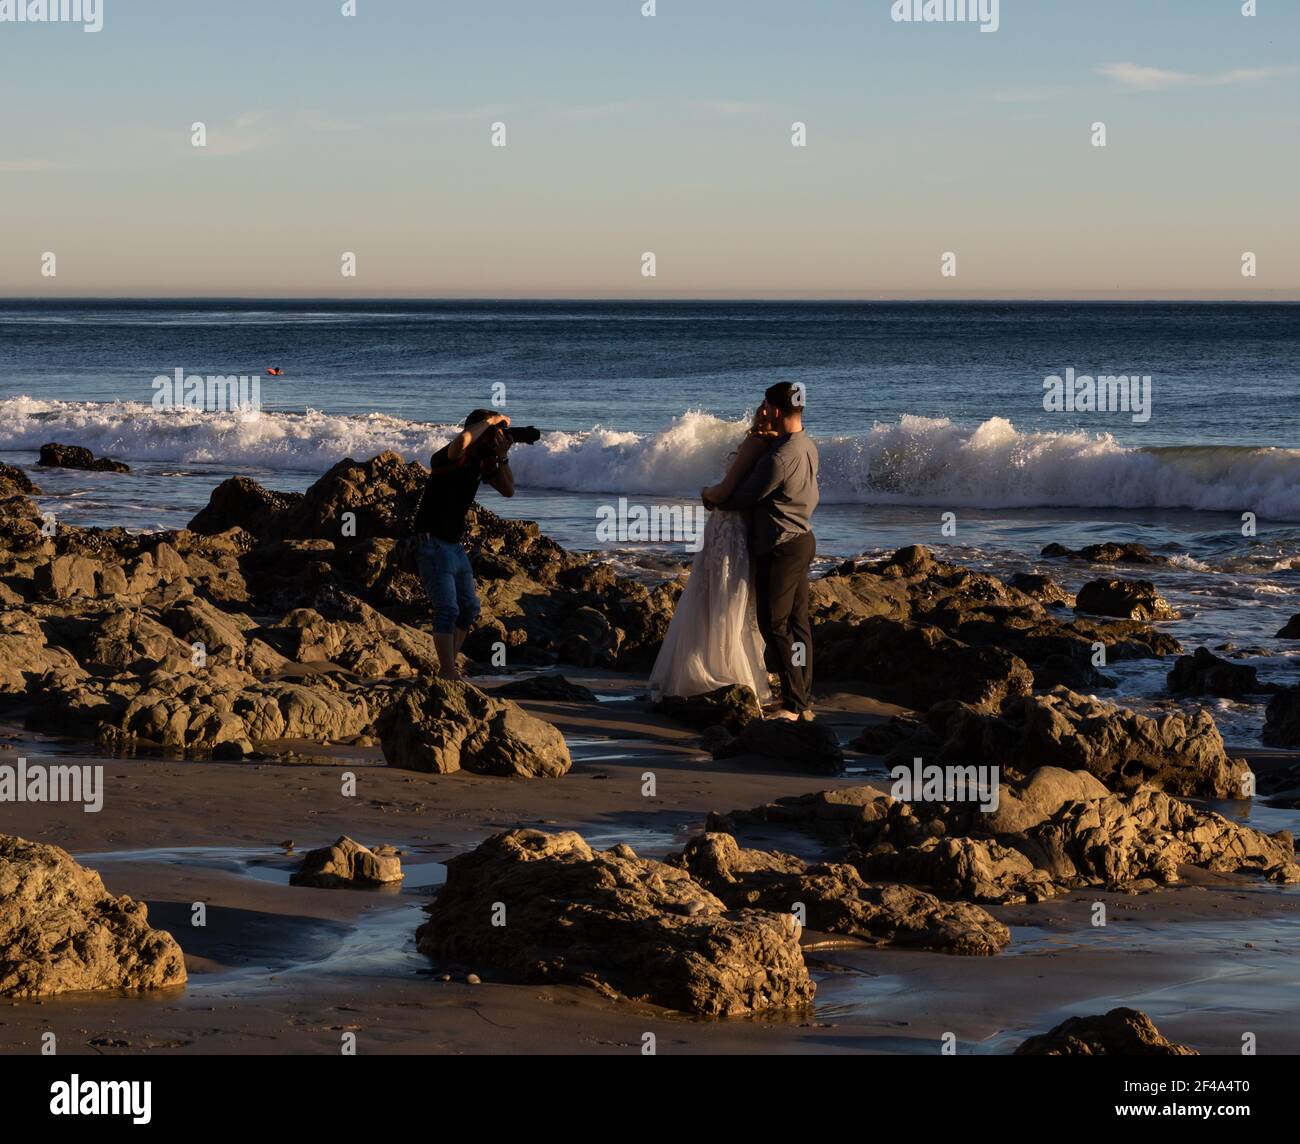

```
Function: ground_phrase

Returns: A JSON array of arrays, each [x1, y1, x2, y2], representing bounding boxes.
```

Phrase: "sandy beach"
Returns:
[[3, 674, 1297, 1057]]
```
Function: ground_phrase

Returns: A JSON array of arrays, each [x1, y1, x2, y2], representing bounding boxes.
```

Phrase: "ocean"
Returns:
[[3, 298, 1299, 743]]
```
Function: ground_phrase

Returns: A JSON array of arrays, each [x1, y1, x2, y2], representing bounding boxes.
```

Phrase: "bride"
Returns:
[[648, 408, 778, 704]]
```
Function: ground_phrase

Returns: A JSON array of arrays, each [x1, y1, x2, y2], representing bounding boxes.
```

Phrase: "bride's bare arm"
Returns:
[[703, 434, 773, 505]]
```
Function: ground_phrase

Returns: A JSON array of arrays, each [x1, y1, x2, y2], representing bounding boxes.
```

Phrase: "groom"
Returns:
[[714, 381, 820, 720]]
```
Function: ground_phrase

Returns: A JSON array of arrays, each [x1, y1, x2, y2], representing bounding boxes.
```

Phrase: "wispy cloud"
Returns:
[[1098, 61, 1292, 92]]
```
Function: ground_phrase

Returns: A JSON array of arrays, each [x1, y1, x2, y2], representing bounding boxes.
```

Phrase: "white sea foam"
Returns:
[[3, 397, 1300, 519]]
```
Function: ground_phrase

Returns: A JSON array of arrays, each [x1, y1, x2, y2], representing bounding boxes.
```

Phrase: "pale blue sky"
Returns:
[[0, 0, 1295, 297]]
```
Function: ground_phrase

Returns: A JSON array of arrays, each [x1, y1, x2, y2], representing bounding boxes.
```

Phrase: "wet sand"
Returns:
[[2, 675, 1298, 1055]]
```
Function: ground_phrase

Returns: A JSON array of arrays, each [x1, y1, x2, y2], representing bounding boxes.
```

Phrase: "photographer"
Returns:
[[411, 408, 516, 680]]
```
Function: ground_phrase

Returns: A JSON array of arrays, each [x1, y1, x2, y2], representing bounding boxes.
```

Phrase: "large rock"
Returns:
[[1167, 646, 1260, 697], [1263, 685, 1300, 747], [1075, 577, 1177, 621], [709, 716, 845, 775], [676, 833, 1009, 955], [815, 615, 1033, 712], [0, 835, 186, 997], [654, 684, 761, 733], [37, 443, 130, 474], [922, 688, 1251, 799], [377, 678, 571, 777], [1015, 1008, 1196, 1056], [416, 829, 812, 1016], [290, 836, 403, 888]]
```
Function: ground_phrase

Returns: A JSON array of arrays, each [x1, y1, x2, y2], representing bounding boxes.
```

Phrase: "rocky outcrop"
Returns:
[[1075, 577, 1177, 621], [377, 678, 571, 777], [809, 547, 1174, 715], [289, 836, 403, 888], [0, 835, 186, 997], [38, 443, 130, 474], [654, 685, 761, 733], [714, 768, 1298, 905], [908, 688, 1252, 799], [1041, 542, 1168, 566], [1276, 613, 1300, 639], [675, 833, 1009, 955], [708, 716, 845, 774], [1014, 1008, 1196, 1055], [416, 829, 813, 1016], [1167, 646, 1261, 697]]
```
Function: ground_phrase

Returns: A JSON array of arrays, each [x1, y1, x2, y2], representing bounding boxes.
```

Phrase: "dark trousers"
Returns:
[[753, 530, 815, 713]]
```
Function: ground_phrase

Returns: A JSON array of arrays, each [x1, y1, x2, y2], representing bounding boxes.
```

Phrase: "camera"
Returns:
[[505, 425, 542, 445]]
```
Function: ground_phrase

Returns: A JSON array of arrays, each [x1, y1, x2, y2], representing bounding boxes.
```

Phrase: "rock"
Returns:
[[1008, 572, 1072, 605], [0, 462, 40, 495], [0, 835, 186, 997], [1032, 652, 1117, 691], [416, 829, 812, 1016], [816, 616, 1033, 713], [1263, 686, 1300, 747], [289, 836, 403, 888], [710, 716, 845, 775], [1014, 1007, 1196, 1055], [855, 777, 1298, 901], [675, 833, 1009, 955], [1075, 578, 1177, 621], [37, 443, 130, 474], [492, 673, 598, 702], [1276, 614, 1300, 639], [950, 688, 1251, 799], [1041, 542, 1168, 566], [654, 685, 762, 734], [377, 678, 571, 778], [1167, 646, 1260, 697]]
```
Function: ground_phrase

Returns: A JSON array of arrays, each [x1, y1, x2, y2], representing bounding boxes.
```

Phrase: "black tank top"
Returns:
[[411, 443, 482, 542]]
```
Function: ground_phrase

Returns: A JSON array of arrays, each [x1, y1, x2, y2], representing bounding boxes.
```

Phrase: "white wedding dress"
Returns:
[[648, 508, 771, 703]]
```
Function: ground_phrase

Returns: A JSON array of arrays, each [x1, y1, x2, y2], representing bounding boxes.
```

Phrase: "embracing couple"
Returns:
[[649, 381, 819, 721]]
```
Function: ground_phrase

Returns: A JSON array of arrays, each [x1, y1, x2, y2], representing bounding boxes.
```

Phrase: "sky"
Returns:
[[0, 0, 1296, 299]]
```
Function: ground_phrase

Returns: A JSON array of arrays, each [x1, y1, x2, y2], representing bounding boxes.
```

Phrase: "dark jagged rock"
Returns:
[[1263, 686, 1300, 747], [37, 443, 130, 474], [491, 673, 598, 702], [1167, 646, 1261, 697], [1032, 653, 1117, 691], [1007, 572, 1072, 605], [1076, 577, 1177, 621], [1276, 613, 1300, 639], [1014, 1008, 1196, 1055], [816, 616, 1033, 713], [415, 829, 813, 1016], [1041, 542, 1168, 566], [709, 716, 845, 774], [654, 684, 761, 733]]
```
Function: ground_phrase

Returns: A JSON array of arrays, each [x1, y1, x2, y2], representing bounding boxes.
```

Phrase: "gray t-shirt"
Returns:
[[721, 430, 819, 554]]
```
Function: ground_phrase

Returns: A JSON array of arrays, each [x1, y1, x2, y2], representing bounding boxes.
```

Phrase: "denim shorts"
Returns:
[[415, 536, 480, 635]]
